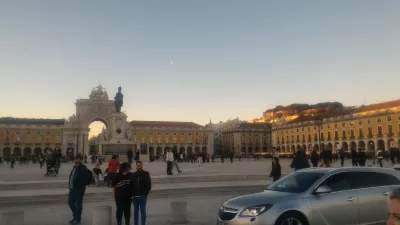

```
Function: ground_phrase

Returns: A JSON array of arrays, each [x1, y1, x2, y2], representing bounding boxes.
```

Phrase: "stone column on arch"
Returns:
[[84, 133, 90, 156], [384, 136, 389, 151], [374, 138, 379, 151]]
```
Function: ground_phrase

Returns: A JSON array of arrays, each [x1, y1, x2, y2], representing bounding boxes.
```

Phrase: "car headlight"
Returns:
[[240, 204, 272, 217]]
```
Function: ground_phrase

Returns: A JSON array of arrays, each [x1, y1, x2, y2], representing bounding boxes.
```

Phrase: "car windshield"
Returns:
[[267, 171, 325, 193]]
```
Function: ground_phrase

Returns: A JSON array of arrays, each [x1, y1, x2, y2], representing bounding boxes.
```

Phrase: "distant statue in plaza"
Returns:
[[114, 86, 124, 113]]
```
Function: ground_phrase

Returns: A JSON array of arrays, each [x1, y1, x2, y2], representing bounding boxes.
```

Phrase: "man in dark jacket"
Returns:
[[131, 161, 151, 225], [68, 154, 88, 225]]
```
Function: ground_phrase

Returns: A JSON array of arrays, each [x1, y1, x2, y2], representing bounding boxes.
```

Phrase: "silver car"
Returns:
[[217, 167, 400, 225]]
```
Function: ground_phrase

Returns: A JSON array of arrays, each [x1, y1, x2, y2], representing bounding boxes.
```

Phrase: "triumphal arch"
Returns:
[[62, 85, 133, 157]]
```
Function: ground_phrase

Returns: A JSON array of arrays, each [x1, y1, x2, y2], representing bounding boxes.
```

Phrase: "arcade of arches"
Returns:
[[276, 139, 400, 153]]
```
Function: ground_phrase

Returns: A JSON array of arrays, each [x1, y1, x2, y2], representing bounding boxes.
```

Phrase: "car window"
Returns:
[[321, 172, 351, 192], [348, 172, 400, 189], [374, 173, 400, 186], [267, 171, 325, 193]]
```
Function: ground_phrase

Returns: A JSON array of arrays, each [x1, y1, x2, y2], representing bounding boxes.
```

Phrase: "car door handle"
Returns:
[[382, 192, 390, 196], [347, 197, 357, 202]]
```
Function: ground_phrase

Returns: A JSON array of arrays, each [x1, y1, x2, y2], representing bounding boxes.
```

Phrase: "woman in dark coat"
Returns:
[[290, 150, 310, 171], [270, 157, 281, 182], [310, 149, 319, 167], [358, 148, 366, 166]]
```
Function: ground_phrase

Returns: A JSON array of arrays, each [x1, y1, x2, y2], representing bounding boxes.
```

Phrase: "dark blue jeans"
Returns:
[[133, 195, 147, 225], [68, 188, 85, 221]]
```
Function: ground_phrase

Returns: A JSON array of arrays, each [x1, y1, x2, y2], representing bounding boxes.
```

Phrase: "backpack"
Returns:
[[86, 167, 94, 185]]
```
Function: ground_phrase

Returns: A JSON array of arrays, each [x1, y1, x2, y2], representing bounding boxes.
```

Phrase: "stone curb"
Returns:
[[0, 173, 276, 191], [0, 184, 266, 208]]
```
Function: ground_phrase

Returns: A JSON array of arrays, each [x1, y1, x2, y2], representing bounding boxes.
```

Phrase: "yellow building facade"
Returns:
[[0, 118, 65, 157], [272, 100, 400, 153]]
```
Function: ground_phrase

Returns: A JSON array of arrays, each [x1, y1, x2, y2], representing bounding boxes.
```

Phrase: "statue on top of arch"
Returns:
[[89, 85, 109, 100], [114, 86, 123, 113]]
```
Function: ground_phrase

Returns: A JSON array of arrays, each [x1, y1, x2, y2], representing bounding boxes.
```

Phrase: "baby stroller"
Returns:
[[45, 158, 59, 177]]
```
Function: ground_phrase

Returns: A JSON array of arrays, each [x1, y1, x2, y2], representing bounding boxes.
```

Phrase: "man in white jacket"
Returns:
[[166, 149, 174, 175]]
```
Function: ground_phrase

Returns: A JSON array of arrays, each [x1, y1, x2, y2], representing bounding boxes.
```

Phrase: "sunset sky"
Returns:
[[1, 1, 399, 137]]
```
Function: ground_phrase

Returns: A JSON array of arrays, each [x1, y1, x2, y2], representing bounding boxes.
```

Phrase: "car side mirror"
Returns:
[[314, 185, 332, 195]]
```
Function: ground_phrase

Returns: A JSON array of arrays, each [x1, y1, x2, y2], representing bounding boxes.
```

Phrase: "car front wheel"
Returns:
[[275, 212, 308, 225]]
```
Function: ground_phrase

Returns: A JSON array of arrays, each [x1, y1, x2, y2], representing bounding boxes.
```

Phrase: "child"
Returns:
[[270, 157, 281, 182], [93, 163, 103, 187]]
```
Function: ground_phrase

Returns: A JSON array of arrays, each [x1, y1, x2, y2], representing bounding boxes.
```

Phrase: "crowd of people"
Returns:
[[68, 153, 151, 225]]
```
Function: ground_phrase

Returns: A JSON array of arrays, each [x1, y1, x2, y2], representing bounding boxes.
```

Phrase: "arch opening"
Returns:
[[88, 121, 107, 155]]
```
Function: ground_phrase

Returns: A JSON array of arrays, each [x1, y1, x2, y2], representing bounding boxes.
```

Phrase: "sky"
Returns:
[[1, 1, 400, 137]]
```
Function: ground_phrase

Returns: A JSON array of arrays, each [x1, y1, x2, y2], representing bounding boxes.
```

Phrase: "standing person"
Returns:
[[165, 149, 174, 175], [230, 152, 234, 164], [108, 155, 120, 187], [351, 148, 358, 166], [134, 150, 140, 163], [339, 148, 346, 167], [320, 153, 332, 168], [68, 154, 89, 225], [269, 157, 281, 182], [376, 148, 384, 168], [131, 161, 152, 225], [179, 152, 183, 163], [197, 151, 203, 167], [290, 150, 310, 171], [358, 148, 367, 167], [310, 149, 319, 167], [10, 154, 15, 169], [127, 148, 133, 166], [112, 162, 133, 225]]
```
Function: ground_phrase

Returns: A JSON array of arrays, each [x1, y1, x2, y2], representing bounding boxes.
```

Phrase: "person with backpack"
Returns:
[[68, 154, 91, 225]]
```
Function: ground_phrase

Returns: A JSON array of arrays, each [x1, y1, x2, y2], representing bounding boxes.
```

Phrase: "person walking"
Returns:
[[290, 150, 310, 171], [269, 157, 281, 182], [196, 151, 203, 167], [339, 148, 346, 167], [108, 155, 120, 187], [93, 163, 103, 187], [112, 162, 133, 225], [68, 154, 89, 225], [172, 151, 182, 174], [358, 148, 367, 166], [134, 150, 140, 163], [165, 149, 174, 175], [351, 148, 358, 166], [376, 148, 384, 168], [132, 161, 152, 225], [127, 148, 133, 166], [310, 149, 319, 167]]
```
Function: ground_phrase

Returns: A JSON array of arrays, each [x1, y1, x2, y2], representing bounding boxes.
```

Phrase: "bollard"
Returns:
[[170, 201, 188, 224], [92, 205, 112, 225], [0, 210, 24, 225]]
